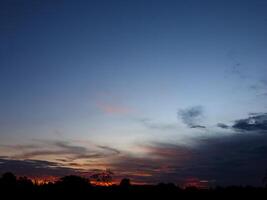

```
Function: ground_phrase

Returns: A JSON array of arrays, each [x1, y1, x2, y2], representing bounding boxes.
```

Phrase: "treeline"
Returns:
[[0, 172, 267, 198]]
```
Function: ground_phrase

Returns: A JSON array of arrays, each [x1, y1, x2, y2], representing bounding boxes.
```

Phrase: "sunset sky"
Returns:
[[1, 0, 267, 186]]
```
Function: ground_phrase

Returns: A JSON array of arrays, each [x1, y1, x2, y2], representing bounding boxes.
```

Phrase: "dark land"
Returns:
[[1, 172, 267, 199]]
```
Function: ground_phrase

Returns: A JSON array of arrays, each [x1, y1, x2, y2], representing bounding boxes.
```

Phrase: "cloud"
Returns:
[[178, 106, 204, 128], [54, 141, 88, 154], [249, 84, 262, 90], [109, 132, 267, 186], [232, 113, 267, 131], [225, 51, 247, 79], [2, 112, 267, 186], [2, 140, 121, 162], [97, 145, 120, 155], [217, 123, 229, 129], [107, 142, 195, 184], [135, 118, 177, 130], [1, 131, 267, 186], [249, 79, 267, 96], [0, 144, 39, 150], [96, 102, 132, 114], [0, 158, 78, 177], [190, 125, 206, 129], [16, 150, 71, 159]]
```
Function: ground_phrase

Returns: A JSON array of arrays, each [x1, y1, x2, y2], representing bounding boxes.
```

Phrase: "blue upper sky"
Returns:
[[0, 0, 267, 186]]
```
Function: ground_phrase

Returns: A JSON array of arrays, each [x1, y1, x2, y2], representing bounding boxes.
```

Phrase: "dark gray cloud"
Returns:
[[97, 145, 120, 155], [0, 159, 77, 177], [56, 159, 70, 162], [190, 125, 206, 129], [110, 132, 267, 186], [178, 106, 204, 128], [217, 123, 229, 129], [232, 113, 267, 131], [0, 144, 39, 150]]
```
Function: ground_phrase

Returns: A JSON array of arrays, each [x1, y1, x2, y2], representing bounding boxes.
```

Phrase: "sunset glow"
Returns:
[[1, 0, 267, 187]]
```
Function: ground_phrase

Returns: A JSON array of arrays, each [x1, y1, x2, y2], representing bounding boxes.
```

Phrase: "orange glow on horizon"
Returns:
[[29, 176, 59, 185], [90, 180, 115, 186], [182, 177, 211, 189]]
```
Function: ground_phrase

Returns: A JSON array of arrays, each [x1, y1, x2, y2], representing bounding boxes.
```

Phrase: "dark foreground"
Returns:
[[1, 172, 267, 199]]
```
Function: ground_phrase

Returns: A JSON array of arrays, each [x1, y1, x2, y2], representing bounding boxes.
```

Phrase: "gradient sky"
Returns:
[[1, 0, 267, 186]]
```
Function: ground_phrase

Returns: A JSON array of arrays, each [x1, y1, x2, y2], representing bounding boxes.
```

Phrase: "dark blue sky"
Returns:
[[1, 0, 267, 186]]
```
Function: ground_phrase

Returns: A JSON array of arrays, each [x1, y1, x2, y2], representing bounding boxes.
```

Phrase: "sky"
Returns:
[[1, 0, 267, 186]]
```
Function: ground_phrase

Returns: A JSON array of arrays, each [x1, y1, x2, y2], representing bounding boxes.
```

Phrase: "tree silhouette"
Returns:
[[90, 169, 113, 185], [0, 171, 267, 198], [263, 170, 267, 188], [17, 176, 33, 190], [120, 178, 131, 188], [0, 172, 16, 187], [57, 175, 91, 190]]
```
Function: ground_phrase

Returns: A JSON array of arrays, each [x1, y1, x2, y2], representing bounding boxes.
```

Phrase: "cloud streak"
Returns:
[[97, 145, 120, 155], [1, 140, 121, 163], [190, 125, 206, 129], [135, 118, 177, 130], [0, 159, 78, 177]]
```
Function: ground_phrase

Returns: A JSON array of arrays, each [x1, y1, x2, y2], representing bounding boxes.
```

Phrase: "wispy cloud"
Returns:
[[225, 51, 248, 80], [16, 150, 71, 159], [54, 141, 88, 154], [1, 140, 121, 163], [178, 106, 205, 128], [217, 123, 229, 129], [97, 145, 120, 155], [0, 144, 39, 150], [249, 79, 267, 96], [135, 118, 177, 130]]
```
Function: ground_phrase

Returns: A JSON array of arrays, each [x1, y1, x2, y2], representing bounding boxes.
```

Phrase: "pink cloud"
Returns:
[[96, 102, 132, 114]]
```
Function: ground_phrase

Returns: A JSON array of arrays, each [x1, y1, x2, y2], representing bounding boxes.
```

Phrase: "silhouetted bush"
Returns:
[[17, 176, 34, 191], [120, 178, 131, 188], [0, 172, 16, 188], [263, 170, 267, 188], [56, 175, 91, 192]]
